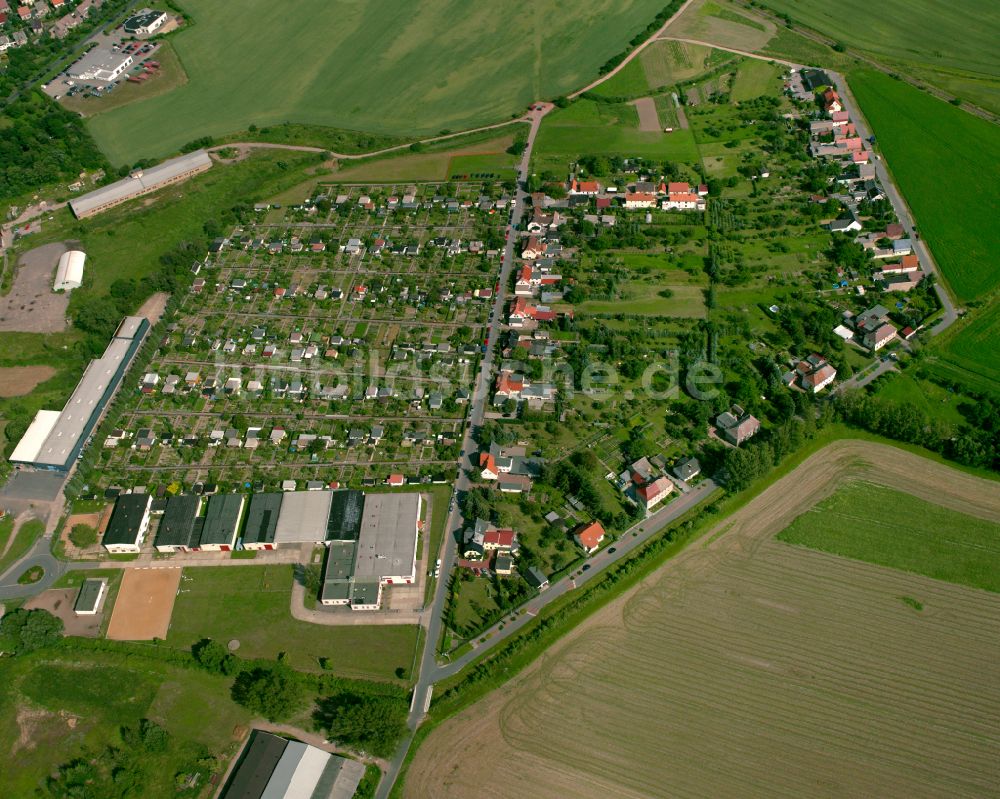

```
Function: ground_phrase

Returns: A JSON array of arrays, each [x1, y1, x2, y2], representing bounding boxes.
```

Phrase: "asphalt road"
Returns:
[[373, 102, 551, 799]]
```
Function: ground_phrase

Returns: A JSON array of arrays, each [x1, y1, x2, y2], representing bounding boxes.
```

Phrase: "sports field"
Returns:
[[849, 69, 1000, 303], [86, 0, 668, 165], [405, 441, 1000, 798], [777, 481, 1000, 592], [760, 0, 1000, 112], [106, 567, 181, 640]]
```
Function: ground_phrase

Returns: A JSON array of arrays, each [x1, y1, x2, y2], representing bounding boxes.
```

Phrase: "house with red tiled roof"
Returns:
[[494, 371, 525, 399], [483, 528, 517, 551], [795, 354, 837, 394], [636, 477, 673, 511], [823, 88, 843, 114], [574, 520, 606, 554], [479, 452, 499, 480], [570, 179, 601, 195], [662, 192, 705, 211], [624, 192, 657, 209], [385, 474, 405, 487], [716, 405, 760, 446], [521, 236, 547, 260]]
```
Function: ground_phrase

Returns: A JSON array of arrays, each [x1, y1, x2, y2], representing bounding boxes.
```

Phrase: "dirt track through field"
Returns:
[[407, 441, 1000, 798], [106, 568, 181, 640], [630, 97, 662, 132]]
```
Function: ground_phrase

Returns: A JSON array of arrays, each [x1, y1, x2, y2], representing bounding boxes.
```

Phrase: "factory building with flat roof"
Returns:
[[102, 493, 152, 553], [241, 492, 282, 550], [69, 150, 212, 219], [321, 492, 422, 611], [9, 316, 149, 471], [154, 495, 202, 552]]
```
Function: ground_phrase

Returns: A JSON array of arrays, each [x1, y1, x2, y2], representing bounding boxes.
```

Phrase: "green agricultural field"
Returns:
[[760, 0, 1000, 112], [926, 304, 1000, 394], [587, 58, 651, 100], [86, 0, 669, 165], [848, 69, 1000, 303], [166, 565, 419, 681], [640, 40, 717, 91], [532, 98, 700, 173], [447, 152, 517, 181], [777, 481, 1000, 592], [0, 649, 252, 797]]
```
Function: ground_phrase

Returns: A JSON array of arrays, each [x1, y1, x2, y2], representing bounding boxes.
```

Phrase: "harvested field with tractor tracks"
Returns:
[[406, 440, 1000, 799]]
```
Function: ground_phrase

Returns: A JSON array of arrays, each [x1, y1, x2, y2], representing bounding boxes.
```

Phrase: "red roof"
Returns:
[[518, 265, 532, 282], [479, 453, 497, 475], [625, 192, 656, 203], [667, 181, 690, 195], [484, 529, 516, 547], [386, 474, 404, 486], [596, 197, 611, 209], [575, 521, 605, 550], [573, 179, 600, 193], [637, 477, 673, 503], [900, 254, 919, 269]]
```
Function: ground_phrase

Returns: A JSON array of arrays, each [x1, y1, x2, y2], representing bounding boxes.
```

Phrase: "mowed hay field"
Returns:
[[406, 441, 1000, 799], [848, 69, 1000, 303], [86, 0, 668, 165]]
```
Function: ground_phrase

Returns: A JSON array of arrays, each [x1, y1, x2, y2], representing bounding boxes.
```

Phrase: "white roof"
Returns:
[[261, 741, 330, 799], [70, 151, 211, 217], [833, 324, 854, 340], [274, 491, 333, 544], [9, 410, 61, 463], [353, 493, 421, 582], [54, 250, 85, 291]]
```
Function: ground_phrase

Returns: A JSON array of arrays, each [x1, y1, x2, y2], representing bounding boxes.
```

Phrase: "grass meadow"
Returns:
[[848, 69, 1000, 303], [87, 0, 668, 165], [166, 565, 420, 681], [0, 649, 252, 797], [777, 480, 1000, 592]]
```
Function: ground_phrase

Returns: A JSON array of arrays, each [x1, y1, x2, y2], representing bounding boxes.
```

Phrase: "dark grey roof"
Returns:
[[243, 493, 282, 545], [326, 490, 365, 541], [155, 495, 201, 548], [103, 494, 150, 546], [74, 578, 106, 613], [201, 494, 245, 546], [220, 730, 287, 799]]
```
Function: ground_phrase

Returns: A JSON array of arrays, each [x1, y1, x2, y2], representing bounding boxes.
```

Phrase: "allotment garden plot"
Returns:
[[96, 182, 509, 491]]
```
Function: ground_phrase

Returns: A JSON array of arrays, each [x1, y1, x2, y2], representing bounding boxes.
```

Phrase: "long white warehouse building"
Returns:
[[69, 150, 212, 219]]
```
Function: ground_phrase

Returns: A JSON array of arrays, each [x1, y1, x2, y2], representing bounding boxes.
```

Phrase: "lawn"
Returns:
[[447, 152, 517, 181], [166, 565, 419, 681], [873, 371, 967, 427], [86, 0, 670, 165], [533, 98, 700, 173], [577, 284, 706, 317], [776, 480, 1000, 592], [587, 57, 651, 99], [0, 649, 252, 797], [729, 59, 781, 101], [0, 519, 44, 577], [761, 0, 1000, 112], [848, 69, 1000, 302]]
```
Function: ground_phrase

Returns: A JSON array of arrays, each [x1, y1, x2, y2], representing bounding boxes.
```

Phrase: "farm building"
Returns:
[[241, 492, 282, 550], [9, 316, 149, 471], [69, 150, 212, 219], [320, 492, 422, 610], [199, 494, 245, 551], [219, 729, 365, 799], [74, 578, 107, 615], [154, 495, 202, 552], [102, 493, 152, 553], [68, 47, 133, 81], [53, 249, 85, 291], [122, 9, 167, 35]]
